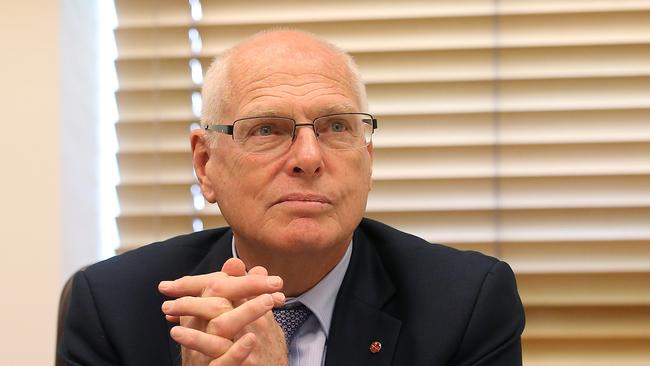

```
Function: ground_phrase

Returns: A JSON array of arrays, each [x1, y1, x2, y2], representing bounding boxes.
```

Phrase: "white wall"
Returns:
[[60, 0, 100, 282], [0, 1, 100, 364]]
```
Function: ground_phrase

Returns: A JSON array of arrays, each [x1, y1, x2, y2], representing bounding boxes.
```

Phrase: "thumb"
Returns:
[[222, 257, 247, 276]]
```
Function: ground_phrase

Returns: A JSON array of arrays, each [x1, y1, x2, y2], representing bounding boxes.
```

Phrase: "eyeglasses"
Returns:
[[204, 112, 378, 154]]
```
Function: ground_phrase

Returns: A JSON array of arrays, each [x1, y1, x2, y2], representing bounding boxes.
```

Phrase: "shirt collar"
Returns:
[[231, 237, 353, 337]]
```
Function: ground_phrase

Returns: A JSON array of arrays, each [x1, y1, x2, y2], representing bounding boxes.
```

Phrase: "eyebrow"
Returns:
[[240, 102, 358, 120], [315, 103, 357, 116], [240, 106, 285, 118]]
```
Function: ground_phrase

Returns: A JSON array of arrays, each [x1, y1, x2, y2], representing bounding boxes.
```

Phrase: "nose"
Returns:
[[288, 125, 323, 176]]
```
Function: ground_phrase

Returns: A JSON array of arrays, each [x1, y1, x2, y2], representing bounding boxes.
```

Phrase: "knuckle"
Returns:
[[208, 272, 228, 284], [179, 275, 192, 283], [205, 273, 233, 296], [212, 297, 232, 312], [208, 316, 224, 333], [176, 296, 194, 308], [207, 277, 224, 291], [205, 281, 219, 295], [236, 276, 263, 292], [209, 315, 235, 336]]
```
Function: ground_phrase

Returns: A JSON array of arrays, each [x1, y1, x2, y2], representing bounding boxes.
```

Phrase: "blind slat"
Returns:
[[112, 2, 650, 364]]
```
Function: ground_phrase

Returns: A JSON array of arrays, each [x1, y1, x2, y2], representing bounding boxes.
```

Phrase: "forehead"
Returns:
[[226, 40, 359, 117]]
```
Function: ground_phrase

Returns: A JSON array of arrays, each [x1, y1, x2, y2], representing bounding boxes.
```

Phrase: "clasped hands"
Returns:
[[159, 258, 288, 366]]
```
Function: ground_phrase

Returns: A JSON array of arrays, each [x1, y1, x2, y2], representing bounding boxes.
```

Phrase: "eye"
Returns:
[[330, 121, 347, 132], [255, 125, 274, 136]]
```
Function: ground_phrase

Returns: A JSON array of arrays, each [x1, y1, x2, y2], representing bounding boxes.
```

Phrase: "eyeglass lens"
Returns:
[[233, 113, 372, 153]]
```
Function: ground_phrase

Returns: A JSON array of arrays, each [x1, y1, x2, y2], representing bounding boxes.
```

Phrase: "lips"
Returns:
[[274, 193, 332, 205]]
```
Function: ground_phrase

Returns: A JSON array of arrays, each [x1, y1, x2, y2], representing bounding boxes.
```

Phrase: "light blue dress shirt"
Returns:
[[232, 239, 353, 366]]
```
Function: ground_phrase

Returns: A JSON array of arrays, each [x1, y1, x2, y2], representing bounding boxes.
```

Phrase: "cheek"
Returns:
[[334, 152, 373, 203], [208, 151, 245, 206], [213, 153, 282, 209], [352, 152, 373, 185]]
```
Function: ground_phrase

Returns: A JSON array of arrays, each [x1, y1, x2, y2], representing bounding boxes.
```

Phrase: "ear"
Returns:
[[190, 129, 217, 203], [366, 142, 374, 191]]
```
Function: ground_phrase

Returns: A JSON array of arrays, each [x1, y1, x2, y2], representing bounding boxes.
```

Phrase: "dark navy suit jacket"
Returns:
[[60, 218, 525, 365]]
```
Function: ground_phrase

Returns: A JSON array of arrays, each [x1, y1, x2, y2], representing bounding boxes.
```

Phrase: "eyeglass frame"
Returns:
[[203, 112, 379, 150]]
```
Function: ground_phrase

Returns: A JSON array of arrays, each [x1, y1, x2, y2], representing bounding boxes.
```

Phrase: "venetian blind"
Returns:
[[113, 1, 650, 364]]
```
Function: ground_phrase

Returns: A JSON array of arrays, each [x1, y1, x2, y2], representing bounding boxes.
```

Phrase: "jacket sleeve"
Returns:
[[451, 260, 526, 366], [58, 270, 121, 366]]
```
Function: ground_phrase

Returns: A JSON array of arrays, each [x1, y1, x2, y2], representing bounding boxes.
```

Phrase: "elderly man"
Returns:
[[60, 30, 524, 366]]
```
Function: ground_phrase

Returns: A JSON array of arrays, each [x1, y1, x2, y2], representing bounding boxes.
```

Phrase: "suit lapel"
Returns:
[[190, 229, 235, 276], [167, 229, 234, 365], [325, 227, 401, 366]]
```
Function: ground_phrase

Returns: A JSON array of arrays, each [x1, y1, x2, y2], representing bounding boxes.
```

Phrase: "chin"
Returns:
[[270, 217, 348, 254]]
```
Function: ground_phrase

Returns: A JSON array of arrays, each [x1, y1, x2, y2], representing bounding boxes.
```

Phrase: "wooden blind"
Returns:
[[113, 1, 650, 364]]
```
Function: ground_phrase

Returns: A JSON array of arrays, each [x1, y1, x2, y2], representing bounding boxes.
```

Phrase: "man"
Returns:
[[60, 30, 525, 365]]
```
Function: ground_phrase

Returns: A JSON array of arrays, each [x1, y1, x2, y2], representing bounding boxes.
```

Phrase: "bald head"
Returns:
[[200, 30, 367, 126]]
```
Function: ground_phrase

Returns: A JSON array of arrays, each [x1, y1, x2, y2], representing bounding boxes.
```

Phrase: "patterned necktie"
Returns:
[[272, 303, 312, 345]]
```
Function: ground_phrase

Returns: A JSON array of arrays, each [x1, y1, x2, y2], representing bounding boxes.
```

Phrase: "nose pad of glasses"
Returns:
[[293, 123, 319, 141]]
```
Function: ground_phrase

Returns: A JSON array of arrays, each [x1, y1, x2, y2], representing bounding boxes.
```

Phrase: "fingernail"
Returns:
[[242, 334, 255, 349], [170, 326, 183, 340], [261, 293, 274, 307], [161, 301, 172, 312], [159, 281, 172, 290], [267, 276, 282, 287], [272, 292, 285, 304]]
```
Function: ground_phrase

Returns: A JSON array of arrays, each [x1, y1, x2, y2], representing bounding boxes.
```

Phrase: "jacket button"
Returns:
[[369, 340, 382, 354]]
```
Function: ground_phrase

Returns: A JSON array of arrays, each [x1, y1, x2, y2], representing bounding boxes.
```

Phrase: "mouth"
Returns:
[[274, 193, 333, 206]]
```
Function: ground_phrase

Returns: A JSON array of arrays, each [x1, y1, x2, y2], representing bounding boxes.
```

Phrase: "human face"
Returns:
[[192, 43, 373, 257]]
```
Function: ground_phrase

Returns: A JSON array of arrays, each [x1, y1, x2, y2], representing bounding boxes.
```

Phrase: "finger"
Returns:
[[207, 293, 274, 339], [170, 325, 233, 358], [160, 273, 283, 299], [210, 333, 256, 366], [235, 266, 283, 307], [241, 267, 286, 307], [159, 272, 227, 297], [221, 258, 246, 277], [232, 266, 272, 307], [271, 292, 286, 307], [203, 274, 283, 300], [162, 296, 233, 319], [247, 266, 268, 276], [165, 314, 180, 323], [232, 289, 284, 308]]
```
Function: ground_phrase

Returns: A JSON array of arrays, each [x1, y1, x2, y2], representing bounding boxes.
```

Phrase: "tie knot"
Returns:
[[272, 303, 312, 345]]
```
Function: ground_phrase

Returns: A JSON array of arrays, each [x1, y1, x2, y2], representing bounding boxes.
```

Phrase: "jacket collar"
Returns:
[[325, 225, 401, 366], [190, 229, 235, 276]]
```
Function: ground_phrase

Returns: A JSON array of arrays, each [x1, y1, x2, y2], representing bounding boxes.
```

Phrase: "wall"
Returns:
[[0, 1, 61, 363], [60, 0, 100, 282], [0, 1, 99, 364]]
